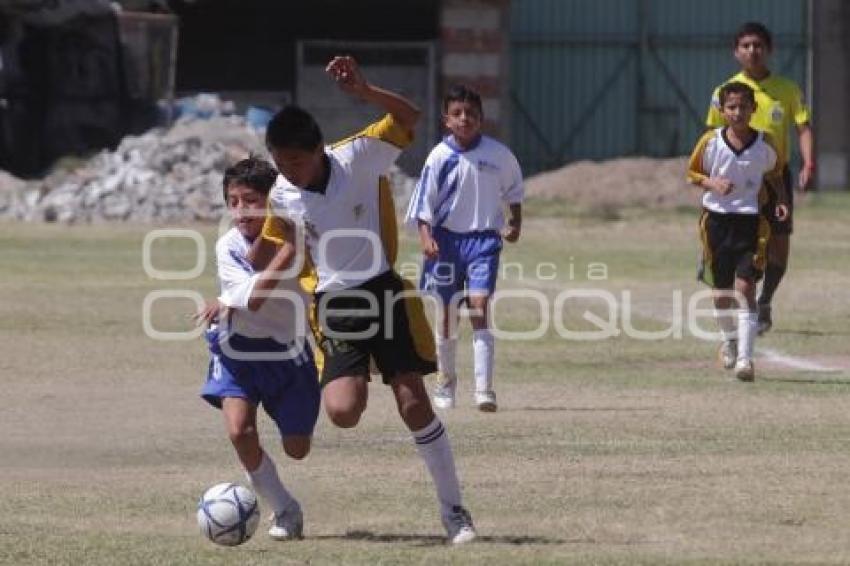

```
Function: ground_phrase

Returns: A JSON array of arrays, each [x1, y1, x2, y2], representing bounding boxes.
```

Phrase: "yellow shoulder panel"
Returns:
[[686, 130, 715, 185], [332, 113, 414, 150], [261, 200, 285, 245], [378, 175, 398, 267]]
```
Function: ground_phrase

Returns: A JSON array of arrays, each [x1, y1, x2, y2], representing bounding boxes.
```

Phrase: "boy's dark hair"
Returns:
[[734, 21, 772, 50], [265, 105, 323, 152], [222, 156, 278, 202], [443, 84, 483, 116], [718, 81, 756, 107]]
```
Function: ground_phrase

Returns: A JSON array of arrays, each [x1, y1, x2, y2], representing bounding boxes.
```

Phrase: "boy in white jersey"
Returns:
[[688, 82, 788, 381], [198, 157, 320, 540], [257, 56, 476, 545], [406, 85, 523, 412]]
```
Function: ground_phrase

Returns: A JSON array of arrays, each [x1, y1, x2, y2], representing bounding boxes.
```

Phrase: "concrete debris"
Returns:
[[1, 115, 267, 223], [0, 112, 422, 224]]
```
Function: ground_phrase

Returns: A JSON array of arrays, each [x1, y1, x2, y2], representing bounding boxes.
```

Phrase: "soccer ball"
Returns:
[[197, 482, 260, 546]]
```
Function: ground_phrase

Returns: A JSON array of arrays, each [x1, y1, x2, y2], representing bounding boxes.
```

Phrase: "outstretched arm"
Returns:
[[247, 234, 277, 271], [326, 55, 420, 131], [193, 299, 226, 327], [247, 217, 297, 312]]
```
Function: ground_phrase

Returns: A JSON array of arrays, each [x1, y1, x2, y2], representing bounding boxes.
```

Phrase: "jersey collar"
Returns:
[[720, 126, 760, 156], [734, 70, 772, 91], [303, 154, 332, 195], [444, 134, 482, 153]]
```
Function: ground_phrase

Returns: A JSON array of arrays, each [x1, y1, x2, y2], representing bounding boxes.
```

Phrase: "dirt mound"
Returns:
[[525, 156, 699, 210]]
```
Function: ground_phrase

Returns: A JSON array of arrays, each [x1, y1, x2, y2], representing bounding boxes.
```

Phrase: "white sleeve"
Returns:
[[405, 154, 439, 226], [268, 185, 288, 215], [501, 151, 524, 204], [216, 243, 259, 310], [347, 136, 402, 180]]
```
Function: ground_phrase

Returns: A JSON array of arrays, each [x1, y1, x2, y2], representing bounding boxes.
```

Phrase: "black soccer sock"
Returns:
[[758, 263, 787, 306]]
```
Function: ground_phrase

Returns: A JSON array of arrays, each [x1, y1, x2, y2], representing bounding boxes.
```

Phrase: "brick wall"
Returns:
[[439, 0, 510, 140]]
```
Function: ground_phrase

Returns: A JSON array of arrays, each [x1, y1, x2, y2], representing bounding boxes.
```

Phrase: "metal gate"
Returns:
[[510, 0, 810, 175]]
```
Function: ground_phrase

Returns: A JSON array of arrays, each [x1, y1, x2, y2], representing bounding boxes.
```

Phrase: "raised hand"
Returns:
[[326, 55, 367, 96]]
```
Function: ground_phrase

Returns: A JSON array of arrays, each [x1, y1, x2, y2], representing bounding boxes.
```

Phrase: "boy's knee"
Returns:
[[227, 424, 258, 447], [282, 437, 311, 460], [322, 376, 368, 428], [325, 398, 366, 428], [326, 408, 362, 428]]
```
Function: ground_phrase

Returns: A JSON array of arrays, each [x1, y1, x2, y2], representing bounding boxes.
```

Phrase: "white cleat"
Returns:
[[442, 505, 476, 545], [268, 502, 303, 540], [718, 340, 738, 370], [433, 374, 457, 409], [474, 390, 497, 412], [734, 359, 755, 382]]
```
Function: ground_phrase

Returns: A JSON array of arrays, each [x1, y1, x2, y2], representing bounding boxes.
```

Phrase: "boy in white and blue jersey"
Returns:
[[198, 157, 320, 541], [406, 85, 524, 412]]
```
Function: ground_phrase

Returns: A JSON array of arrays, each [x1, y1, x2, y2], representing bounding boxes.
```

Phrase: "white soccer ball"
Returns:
[[197, 482, 260, 546]]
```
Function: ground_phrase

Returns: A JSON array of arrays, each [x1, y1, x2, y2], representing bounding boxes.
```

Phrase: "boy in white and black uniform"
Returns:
[[688, 81, 788, 381], [258, 56, 476, 545], [406, 85, 524, 412]]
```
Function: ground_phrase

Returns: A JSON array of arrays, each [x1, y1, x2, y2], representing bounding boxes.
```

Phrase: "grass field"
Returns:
[[1, 193, 850, 565]]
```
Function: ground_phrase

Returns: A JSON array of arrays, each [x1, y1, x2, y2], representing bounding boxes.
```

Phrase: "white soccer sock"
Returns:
[[436, 333, 458, 381], [472, 329, 494, 393], [245, 450, 294, 516], [413, 417, 463, 514], [714, 308, 737, 342], [737, 309, 758, 362]]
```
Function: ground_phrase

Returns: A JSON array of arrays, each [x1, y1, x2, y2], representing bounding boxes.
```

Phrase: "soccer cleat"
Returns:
[[442, 505, 477, 545], [757, 304, 773, 336], [433, 374, 457, 409], [474, 390, 497, 412], [268, 502, 303, 540], [734, 359, 755, 382], [718, 340, 738, 370]]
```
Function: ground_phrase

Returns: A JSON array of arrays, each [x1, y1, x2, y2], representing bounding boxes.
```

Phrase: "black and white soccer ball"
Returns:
[[197, 482, 260, 546]]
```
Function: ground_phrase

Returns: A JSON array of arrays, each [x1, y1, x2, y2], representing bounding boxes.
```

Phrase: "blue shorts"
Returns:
[[201, 329, 320, 437], [420, 227, 502, 305]]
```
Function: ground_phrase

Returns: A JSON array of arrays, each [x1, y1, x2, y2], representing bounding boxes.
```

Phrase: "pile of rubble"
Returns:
[[0, 115, 266, 223], [0, 113, 420, 224]]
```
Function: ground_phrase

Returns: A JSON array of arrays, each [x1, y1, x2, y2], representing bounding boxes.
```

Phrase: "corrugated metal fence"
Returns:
[[511, 0, 809, 175]]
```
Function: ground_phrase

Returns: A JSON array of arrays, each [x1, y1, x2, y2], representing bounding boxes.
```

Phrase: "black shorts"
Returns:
[[315, 270, 437, 386], [699, 210, 770, 288], [763, 166, 793, 235]]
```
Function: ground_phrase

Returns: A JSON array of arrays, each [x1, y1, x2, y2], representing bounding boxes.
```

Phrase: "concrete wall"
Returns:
[[812, 0, 850, 189], [294, 41, 437, 177]]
